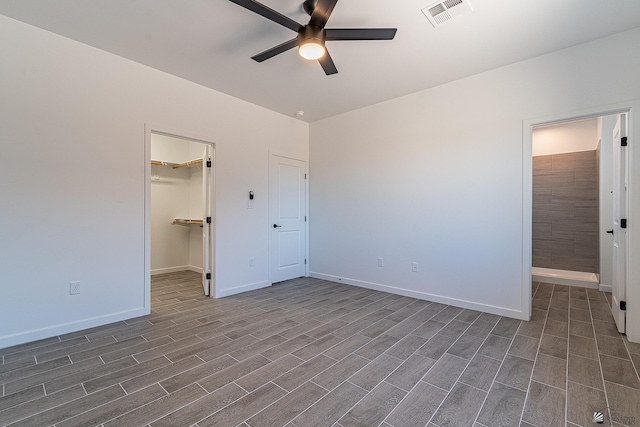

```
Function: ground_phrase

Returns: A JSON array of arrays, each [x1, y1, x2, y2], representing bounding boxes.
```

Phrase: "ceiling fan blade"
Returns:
[[309, 0, 339, 28], [229, 0, 301, 32], [251, 38, 299, 62], [325, 28, 397, 41], [318, 49, 338, 75]]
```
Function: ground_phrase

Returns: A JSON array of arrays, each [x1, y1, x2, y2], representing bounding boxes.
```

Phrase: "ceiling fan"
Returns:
[[228, 0, 397, 75]]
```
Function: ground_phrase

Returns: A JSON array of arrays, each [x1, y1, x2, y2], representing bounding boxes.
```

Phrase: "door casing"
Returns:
[[145, 124, 217, 310], [611, 114, 628, 332], [523, 101, 637, 342]]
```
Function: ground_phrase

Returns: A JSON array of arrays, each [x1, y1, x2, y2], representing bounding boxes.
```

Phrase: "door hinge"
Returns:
[[304, 259, 307, 265], [620, 300, 627, 311], [206, 272, 211, 280], [305, 173, 307, 179], [304, 216, 307, 222], [206, 160, 212, 167], [621, 218, 627, 229], [621, 136, 628, 147], [206, 217, 212, 224]]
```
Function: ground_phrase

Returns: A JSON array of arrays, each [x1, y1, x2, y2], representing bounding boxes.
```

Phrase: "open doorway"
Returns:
[[145, 127, 216, 302], [531, 118, 603, 287], [526, 110, 629, 333]]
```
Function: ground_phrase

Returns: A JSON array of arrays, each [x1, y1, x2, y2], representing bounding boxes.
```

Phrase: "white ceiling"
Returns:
[[1, 0, 640, 122]]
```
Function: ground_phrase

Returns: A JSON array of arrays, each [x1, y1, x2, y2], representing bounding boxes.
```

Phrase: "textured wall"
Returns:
[[532, 151, 599, 272]]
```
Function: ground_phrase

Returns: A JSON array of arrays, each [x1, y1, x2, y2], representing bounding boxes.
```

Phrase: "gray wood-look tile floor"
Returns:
[[1, 272, 639, 427]]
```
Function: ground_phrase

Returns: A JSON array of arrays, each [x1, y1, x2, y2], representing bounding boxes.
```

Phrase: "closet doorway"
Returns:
[[147, 130, 215, 297]]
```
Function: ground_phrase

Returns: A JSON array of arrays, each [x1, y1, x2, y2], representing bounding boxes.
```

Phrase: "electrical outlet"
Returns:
[[412, 262, 419, 273], [69, 281, 80, 295], [378, 257, 384, 267], [249, 257, 255, 267]]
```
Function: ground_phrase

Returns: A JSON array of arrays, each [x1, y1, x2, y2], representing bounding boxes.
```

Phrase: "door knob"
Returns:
[[606, 230, 614, 234], [273, 224, 282, 228]]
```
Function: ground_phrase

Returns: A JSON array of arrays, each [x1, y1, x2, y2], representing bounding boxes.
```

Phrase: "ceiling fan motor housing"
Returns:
[[299, 25, 325, 45], [298, 25, 326, 59]]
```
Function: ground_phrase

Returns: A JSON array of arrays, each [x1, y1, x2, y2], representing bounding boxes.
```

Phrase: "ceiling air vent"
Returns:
[[422, 0, 473, 28]]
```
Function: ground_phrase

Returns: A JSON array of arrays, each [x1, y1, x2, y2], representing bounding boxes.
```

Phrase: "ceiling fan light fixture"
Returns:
[[298, 25, 326, 60], [299, 40, 325, 60]]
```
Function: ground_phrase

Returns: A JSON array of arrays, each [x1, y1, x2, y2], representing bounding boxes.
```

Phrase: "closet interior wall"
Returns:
[[151, 133, 204, 275]]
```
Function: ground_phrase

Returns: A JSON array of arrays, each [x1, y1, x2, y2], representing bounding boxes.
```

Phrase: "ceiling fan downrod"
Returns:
[[302, 0, 318, 16]]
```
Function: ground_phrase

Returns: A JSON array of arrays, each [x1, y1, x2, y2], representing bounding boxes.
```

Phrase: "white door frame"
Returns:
[[522, 100, 639, 342], [611, 114, 628, 332], [268, 151, 309, 285], [144, 124, 217, 310]]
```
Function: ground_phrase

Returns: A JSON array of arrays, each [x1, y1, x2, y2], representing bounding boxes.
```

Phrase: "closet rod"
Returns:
[[171, 218, 204, 226], [173, 158, 203, 169]]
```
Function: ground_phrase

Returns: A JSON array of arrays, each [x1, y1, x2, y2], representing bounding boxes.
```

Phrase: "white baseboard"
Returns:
[[188, 265, 203, 274], [599, 284, 613, 293], [0, 307, 148, 350], [151, 265, 202, 275], [309, 272, 526, 320], [216, 280, 270, 298]]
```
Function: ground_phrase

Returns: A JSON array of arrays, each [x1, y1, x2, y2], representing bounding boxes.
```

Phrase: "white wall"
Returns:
[[599, 115, 617, 290], [310, 27, 640, 323], [151, 133, 199, 165], [532, 119, 598, 156], [0, 15, 308, 348]]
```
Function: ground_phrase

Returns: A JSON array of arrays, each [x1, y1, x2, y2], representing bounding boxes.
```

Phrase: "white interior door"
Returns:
[[202, 145, 213, 296], [611, 114, 628, 332], [270, 155, 306, 283]]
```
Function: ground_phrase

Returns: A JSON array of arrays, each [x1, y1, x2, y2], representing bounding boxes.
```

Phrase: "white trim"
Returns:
[[310, 272, 526, 320], [522, 118, 533, 321], [145, 123, 218, 301], [151, 265, 203, 276], [216, 280, 270, 298], [144, 125, 152, 314], [523, 100, 640, 343], [599, 284, 613, 293], [0, 308, 147, 349], [532, 267, 599, 288], [188, 265, 204, 274]]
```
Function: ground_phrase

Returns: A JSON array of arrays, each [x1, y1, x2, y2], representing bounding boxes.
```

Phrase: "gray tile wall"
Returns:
[[533, 150, 599, 273]]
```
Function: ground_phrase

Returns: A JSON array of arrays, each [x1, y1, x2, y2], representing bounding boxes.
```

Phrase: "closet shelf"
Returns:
[[171, 218, 203, 226], [151, 159, 202, 169], [172, 158, 203, 169], [151, 160, 177, 166]]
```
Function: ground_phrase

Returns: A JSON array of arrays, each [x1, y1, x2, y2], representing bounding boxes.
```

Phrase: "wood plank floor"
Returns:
[[1, 271, 639, 426]]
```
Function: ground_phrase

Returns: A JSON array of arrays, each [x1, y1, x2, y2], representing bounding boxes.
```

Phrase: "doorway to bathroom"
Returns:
[[530, 112, 628, 332]]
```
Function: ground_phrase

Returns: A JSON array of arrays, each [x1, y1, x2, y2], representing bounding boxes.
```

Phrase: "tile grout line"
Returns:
[[587, 290, 614, 425], [565, 288, 573, 425], [620, 337, 640, 383], [471, 311, 528, 426], [517, 282, 553, 427], [409, 311, 503, 426]]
